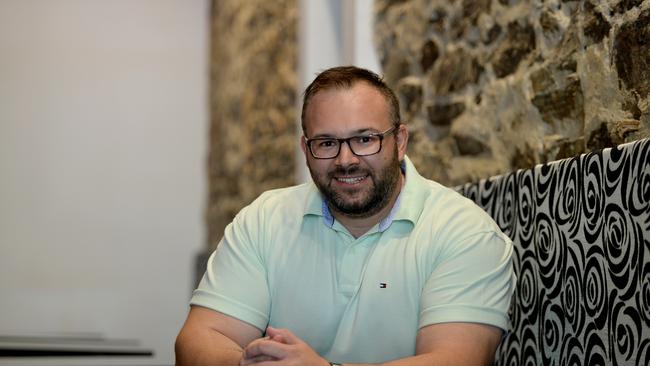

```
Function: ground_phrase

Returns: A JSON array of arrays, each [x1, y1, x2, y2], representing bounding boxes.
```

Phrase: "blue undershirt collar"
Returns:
[[321, 160, 406, 232]]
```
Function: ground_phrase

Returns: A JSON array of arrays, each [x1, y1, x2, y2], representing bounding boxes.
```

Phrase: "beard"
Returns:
[[308, 149, 402, 218]]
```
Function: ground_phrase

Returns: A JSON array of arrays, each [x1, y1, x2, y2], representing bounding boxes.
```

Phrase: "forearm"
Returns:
[[340, 349, 492, 366], [336, 322, 499, 366], [343, 353, 427, 366], [175, 327, 243, 366]]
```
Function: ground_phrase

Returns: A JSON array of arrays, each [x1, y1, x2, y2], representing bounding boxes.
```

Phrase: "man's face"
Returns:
[[301, 82, 407, 218]]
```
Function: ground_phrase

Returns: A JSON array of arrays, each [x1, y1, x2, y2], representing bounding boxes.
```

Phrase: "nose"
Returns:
[[335, 140, 360, 167]]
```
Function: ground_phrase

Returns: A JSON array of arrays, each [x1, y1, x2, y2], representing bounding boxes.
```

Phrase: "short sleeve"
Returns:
[[190, 206, 271, 331], [419, 231, 515, 331]]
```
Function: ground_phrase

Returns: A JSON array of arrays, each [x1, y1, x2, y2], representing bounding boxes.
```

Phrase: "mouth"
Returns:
[[333, 175, 368, 185]]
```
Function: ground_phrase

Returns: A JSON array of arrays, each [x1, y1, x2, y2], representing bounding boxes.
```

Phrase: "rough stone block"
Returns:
[[491, 21, 536, 78], [430, 48, 483, 94], [511, 144, 538, 170], [462, 0, 491, 25], [453, 133, 491, 155], [427, 101, 466, 126], [397, 76, 424, 117], [555, 137, 585, 159], [583, 2, 611, 45], [614, 0, 645, 14], [483, 23, 502, 45], [530, 68, 556, 94], [420, 39, 439, 73], [587, 120, 640, 150], [531, 76, 584, 126], [427, 7, 446, 34], [614, 9, 650, 98], [622, 96, 642, 120], [540, 9, 560, 34]]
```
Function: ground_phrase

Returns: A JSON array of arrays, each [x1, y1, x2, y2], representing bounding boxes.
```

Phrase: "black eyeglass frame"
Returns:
[[304, 125, 400, 160]]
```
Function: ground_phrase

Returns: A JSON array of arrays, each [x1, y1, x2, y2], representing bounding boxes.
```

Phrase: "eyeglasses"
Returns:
[[304, 125, 399, 159]]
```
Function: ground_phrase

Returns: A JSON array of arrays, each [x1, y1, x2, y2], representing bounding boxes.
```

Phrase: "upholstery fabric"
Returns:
[[457, 138, 650, 365]]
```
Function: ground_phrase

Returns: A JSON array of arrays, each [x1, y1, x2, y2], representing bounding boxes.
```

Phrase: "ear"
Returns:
[[300, 136, 307, 154], [396, 124, 409, 161]]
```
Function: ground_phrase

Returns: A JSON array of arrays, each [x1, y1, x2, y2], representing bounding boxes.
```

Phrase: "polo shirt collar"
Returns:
[[390, 155, 428, 226], [318, 190, 403, 230]]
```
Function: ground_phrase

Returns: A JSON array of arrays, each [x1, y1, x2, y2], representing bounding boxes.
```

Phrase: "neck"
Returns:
[[331, 173, 404, 238]]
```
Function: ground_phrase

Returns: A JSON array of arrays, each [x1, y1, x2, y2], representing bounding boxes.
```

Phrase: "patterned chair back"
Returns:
[[457, 138, 650, 365]]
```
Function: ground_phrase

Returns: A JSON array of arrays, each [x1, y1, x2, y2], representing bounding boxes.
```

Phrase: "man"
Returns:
[[176, 66, 515, 366]]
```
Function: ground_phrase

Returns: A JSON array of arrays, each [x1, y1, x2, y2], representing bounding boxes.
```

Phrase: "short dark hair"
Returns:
[[301, 66, 401, 134]]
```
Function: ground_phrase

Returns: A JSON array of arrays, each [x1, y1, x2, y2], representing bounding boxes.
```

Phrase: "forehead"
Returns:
[[304, 82, 391, 136]]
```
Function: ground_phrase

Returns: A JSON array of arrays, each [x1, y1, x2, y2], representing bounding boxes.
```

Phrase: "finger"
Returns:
[[263, 327, 286, 344], [270, 333, 286, 344], [242, 338, 267, 359], [267, 326, 300, 345], [265, 326, 281, 338], [243, 339, 288, 360], [240, 361, 279, 366], [239, 354, 276, 366]]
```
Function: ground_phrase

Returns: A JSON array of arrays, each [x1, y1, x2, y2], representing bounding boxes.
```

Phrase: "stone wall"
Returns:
[[207, 0, 297, 250], [375, 0, 650, 186], [205, 0, 650, 249]]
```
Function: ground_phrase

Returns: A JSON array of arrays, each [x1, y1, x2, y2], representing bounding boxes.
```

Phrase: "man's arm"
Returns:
[[175, 305, 263, 366], [401, 322, 502, 366], [241, 322, 502, 366]]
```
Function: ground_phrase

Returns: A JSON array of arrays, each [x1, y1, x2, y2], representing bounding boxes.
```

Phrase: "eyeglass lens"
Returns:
[[310, 135, 381, 158]]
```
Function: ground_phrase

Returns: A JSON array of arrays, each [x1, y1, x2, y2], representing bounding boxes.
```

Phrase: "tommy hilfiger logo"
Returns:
[[379, 283, 387, 288]]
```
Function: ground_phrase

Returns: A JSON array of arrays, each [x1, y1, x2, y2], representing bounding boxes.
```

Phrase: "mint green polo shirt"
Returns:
[[191, 156, 515, 364]]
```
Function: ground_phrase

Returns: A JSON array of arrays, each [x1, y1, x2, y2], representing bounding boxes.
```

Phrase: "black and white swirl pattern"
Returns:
[[535, 212, 563, 299], [456, 138, 650, 365], [604, 203, 640, 302], [552, 157, 582, 238], [584, 248, 608, 329], [517, 169, 536, 248], [582, 152, 605, 243], [564, 243, 586, 338], [584, 326, 608, 366], [637, 262, 650, 326]]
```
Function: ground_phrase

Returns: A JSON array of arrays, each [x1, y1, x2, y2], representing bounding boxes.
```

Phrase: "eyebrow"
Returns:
[[309, 128, 378, 139]]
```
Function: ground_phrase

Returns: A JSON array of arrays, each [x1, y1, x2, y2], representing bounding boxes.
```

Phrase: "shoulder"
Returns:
[[401, 156, 499, 235], [414, 177, 506, 243], [222, 183, 316, 250], [235, 182, 316, 226], [248, 182, 313, 212]]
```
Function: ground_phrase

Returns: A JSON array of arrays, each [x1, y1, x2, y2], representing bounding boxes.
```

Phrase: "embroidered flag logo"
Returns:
[[379, 283, 387, 288]]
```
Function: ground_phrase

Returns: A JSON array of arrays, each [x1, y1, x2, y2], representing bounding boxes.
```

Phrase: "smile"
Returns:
[[335, 175, 367, 184]]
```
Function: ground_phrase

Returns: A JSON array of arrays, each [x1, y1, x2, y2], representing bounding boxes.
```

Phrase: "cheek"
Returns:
[[307, 159, 331, 174], [373, 150, 394, 166]]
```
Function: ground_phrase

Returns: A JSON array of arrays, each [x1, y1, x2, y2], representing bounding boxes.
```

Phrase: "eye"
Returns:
[[317, 139, 337, 148], [355, 136, 375, 145]]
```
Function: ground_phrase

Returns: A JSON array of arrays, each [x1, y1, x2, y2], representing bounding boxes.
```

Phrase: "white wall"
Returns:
[[0, 0, 208, 364]]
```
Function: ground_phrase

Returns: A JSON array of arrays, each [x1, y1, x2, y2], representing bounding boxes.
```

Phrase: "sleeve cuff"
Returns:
[[191, 289, 269, 331], [419, 304, 510, 331]]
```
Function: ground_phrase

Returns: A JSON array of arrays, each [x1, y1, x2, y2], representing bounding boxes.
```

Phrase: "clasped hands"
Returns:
[[240, 326, 330, 366]]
